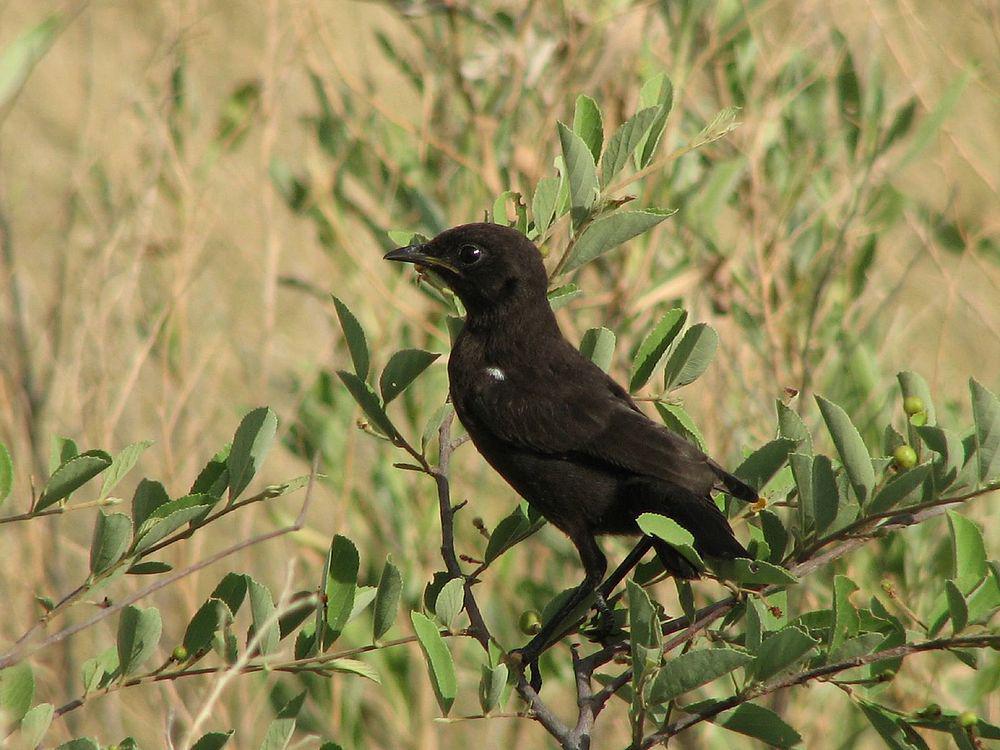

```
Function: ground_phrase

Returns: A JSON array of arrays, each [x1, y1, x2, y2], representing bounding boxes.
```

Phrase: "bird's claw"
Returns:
[[508, 647, 543, 693]]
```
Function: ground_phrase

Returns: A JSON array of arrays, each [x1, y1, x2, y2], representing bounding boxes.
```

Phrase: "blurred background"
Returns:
[[1, 0, 997, 747]]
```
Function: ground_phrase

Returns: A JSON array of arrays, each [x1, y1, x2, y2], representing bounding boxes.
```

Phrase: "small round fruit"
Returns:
[[958, 711, 977, 728], [893, 445, 917, 469], [903, 396, 925, 416], [909, 411, 928, 427], [172, 645, 189, 661], [518, 610, 542, 636]]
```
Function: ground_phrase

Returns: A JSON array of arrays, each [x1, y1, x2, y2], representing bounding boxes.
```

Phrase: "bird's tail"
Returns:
[[642, 482, 748, 580]]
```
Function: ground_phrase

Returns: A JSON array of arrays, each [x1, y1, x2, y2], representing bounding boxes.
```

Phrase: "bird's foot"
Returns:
[[508, 646, 543, 693]]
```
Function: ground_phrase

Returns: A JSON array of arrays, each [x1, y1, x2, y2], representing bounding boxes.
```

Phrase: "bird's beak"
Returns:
[[383, 244, 458, 273]]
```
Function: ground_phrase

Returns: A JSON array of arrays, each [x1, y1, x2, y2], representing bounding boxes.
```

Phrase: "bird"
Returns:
[[384, 222, 757, 681]]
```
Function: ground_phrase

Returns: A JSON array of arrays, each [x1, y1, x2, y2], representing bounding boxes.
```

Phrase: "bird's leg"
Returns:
[[512, 533, 607, 691], [599, 536, 655, 600]]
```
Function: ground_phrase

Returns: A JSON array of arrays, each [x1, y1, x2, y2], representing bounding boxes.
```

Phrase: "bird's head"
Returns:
[[384, 223, 549, 317]]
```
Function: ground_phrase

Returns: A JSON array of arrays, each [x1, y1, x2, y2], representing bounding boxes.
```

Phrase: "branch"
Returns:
[[0, 460, 320, 670], [591, 482, 1000, 711], [641, 634, 1000, 748]]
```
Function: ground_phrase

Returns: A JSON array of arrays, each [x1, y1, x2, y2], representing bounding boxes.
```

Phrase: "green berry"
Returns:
[[172, 645, 189, 661], [518, 610, 542, 636], [903, 396, 925, 416], [958, 711, 977, 728], [893, 445, 917, 469], [909, 411, 927, 427]]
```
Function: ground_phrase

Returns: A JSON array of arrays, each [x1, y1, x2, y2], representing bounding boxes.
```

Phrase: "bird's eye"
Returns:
[[458, 244, 484, 266]]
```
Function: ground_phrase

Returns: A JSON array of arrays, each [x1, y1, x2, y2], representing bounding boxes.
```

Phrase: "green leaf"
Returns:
[[126, 560, 172, 575], [348, 585, 377, 623], [647, 648, 752, 705], [0, 663, 34, 725], [410, 611, 457, 716], [17, 702, 54, 748], [898, 72, 970, 170], [856, 699, 925, 750], [373, 557, 402, 642], [717, 702, 802, 748], [89, 511, 132, 575], [332, 296, 370, 380], [579, 327, 616, 372], [483, 505, 544, 563], [662, 324, 719, 390], [326, 658, 381, 683], [947, 511, 986, 583], [635, 73, 674, 168], [434, 577, 465, 632], [710, 558, 798, 586], [562, 209, 672, 273], [478, 662, 508, 714], [752, 626, 818, 682], [191, 730, 235, 750], [259, 691, 305, 750], [654, 402, 706, 449], [54, 740, 99, 750], [51, 436, 78, 471], [247, 577, 280, 656], [379, 349, 440, 403], [777, 402, 812, 452], [830, 575, 859, 652], [789, 453, 814, 537], [629, 309, 687, 391], [321, 535, 359, 649], [337, 371, 397, 440], [0, 442, 13, 508], [212, 572, 249, 614], [37, 450, 113, 511], [131, 479, 169, 532], [0, 15, 60, 112], [812, 454, 839, 534], [869, 464, 931, 514], [227, 407, 278, 500], [970, 378, 1000, 481], [602, 107, 658, 183], [816, 396, 875, 505], [734, 439, 796, 491], [557, 121, 598, 228], [183, 599, 234, 656], [132, 494, 217, 553], [572, 94, 603, 162], [99, 440, 153, 501], [81, 647, 118, 693], [117, 605, 162, 676], [547, 283, 582, 311], [916, 425, 963, 488], [944, 579, 968, 634], [628, 580, 661, 690], [531, 176, 561, 234], [637, 513, 704, 570]]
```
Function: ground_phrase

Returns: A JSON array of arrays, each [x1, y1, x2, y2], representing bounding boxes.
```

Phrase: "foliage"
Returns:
[[0, 1, 997, 749]]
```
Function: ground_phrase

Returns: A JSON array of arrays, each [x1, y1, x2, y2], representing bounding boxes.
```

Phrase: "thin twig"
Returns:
[[0, 458, 320, 670], [640, 634, 1000, 747]]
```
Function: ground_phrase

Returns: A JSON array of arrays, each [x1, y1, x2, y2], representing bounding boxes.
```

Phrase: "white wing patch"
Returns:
[[485, 366, 506, 381]]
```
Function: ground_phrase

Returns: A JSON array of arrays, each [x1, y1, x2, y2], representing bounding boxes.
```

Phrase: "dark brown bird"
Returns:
[[385, 223, 755, 677]]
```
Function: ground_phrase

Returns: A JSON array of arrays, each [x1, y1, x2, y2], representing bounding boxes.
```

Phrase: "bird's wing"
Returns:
[[461, 347, 751, 499]]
